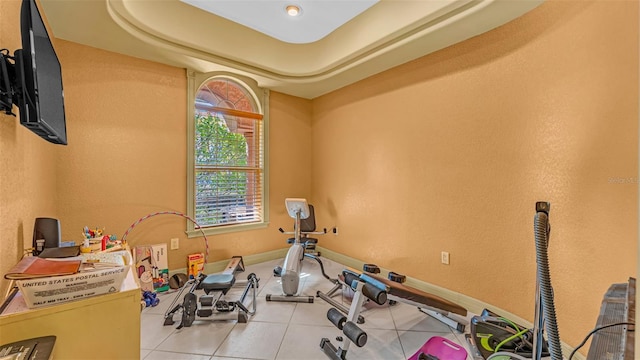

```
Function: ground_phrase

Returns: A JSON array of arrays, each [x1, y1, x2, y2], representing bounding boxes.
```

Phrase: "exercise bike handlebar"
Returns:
[[278, 227, 327, 235]]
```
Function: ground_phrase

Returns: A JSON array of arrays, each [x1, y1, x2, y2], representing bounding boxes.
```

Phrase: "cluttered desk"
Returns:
[[0, 218, 140, 360]]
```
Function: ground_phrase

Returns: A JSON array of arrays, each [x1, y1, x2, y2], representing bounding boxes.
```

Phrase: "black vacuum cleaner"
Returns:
[[468, 202, 563, 360]]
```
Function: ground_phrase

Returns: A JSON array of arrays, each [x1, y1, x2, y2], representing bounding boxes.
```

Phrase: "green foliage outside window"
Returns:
[[195, 113, 249, 225]]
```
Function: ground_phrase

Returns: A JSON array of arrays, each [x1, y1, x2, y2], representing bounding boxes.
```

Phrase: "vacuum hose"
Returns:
[[534, 208, 563, 360]]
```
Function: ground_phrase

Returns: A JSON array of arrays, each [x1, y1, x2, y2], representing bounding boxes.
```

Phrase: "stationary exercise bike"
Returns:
[[266, 198, 335, 303]]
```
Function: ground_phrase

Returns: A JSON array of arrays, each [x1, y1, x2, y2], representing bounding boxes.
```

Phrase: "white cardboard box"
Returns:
[[16, 265, 129, 309]]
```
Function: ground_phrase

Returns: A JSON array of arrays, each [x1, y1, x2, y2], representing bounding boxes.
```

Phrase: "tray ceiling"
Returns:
[[40, 0, 543, 99]]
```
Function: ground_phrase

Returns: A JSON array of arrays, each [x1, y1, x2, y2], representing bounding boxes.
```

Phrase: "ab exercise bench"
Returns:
[[320, 265, 468, 360], [164, 256, 259, 328]]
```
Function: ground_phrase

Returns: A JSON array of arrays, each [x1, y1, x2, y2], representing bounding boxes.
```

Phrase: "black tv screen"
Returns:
[[17, 0, 67, 145]]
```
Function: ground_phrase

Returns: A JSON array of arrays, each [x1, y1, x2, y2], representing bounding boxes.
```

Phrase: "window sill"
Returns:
[[186, 221, 269, 238]]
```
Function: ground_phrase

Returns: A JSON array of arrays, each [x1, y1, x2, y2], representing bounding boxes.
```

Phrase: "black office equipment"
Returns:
[[32, 217, 61, 256], [0, 0, 67, 145], [0, 335, 56, 360]]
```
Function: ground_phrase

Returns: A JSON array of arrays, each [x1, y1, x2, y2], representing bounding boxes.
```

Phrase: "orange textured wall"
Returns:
[[53, 40, 192, 263], [0, 0, 60, 297], [52, 40, 313, 269], [269, 92, 313, 208], [311, 0, 638, 349]]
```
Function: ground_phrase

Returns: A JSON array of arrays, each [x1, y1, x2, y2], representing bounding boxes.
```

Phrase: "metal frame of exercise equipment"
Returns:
[[266, 198, 335, 303], [163, 256, 259, 328]]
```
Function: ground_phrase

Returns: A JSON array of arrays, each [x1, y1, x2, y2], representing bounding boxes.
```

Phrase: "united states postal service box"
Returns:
[[16, 265, 129, 309]]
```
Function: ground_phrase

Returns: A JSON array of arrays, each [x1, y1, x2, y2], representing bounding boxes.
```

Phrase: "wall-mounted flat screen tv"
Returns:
[[0, 0, 67, 145]]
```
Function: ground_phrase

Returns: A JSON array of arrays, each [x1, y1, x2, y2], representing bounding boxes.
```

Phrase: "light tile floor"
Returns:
[[141, 257, 476, 360]]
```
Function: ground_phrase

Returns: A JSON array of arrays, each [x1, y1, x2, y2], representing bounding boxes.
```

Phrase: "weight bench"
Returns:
[[164, 256, 259, 328], [319, 264, 467, 329]]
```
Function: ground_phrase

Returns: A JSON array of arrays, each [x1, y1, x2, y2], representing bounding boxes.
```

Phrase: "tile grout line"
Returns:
[[272, 302, 297, 360], [141, 257, 475, 360]]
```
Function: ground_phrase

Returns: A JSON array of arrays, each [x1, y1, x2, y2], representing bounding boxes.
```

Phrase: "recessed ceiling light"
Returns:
[[286, 5, 301, 17]]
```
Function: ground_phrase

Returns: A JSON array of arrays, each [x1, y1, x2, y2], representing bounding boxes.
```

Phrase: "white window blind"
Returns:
[[194, 80, 264, 228]]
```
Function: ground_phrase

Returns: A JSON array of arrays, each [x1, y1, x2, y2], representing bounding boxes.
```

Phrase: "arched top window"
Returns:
[[196, 77, 259, 114], [187, 73, 269, 235]]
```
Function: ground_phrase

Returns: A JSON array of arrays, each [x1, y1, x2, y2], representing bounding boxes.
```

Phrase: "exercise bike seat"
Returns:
[[201, 273, 236, 294]]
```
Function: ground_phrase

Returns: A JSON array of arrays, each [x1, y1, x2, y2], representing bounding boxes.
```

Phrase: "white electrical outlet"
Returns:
[[170, 238, 179, 250], [441, 251, 450, 265]]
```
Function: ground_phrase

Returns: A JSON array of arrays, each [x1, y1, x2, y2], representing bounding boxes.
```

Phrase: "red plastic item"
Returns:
[[408, 336, 468, 360]]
